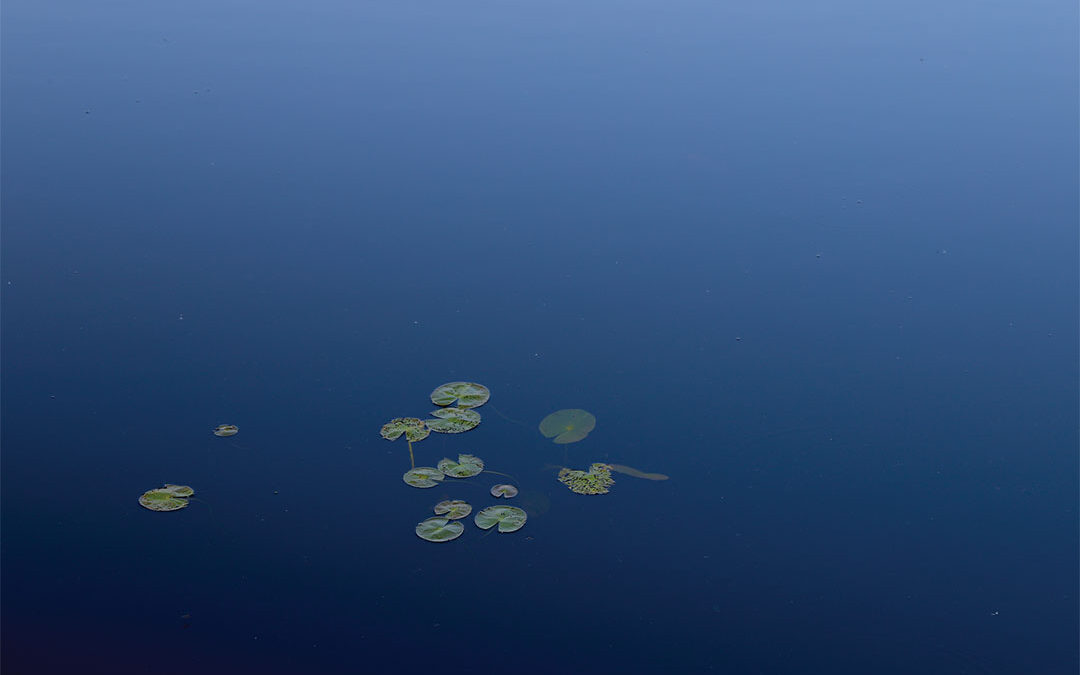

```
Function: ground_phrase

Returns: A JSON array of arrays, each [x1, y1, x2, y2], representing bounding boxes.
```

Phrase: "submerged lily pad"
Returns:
[[430, 382, 490, 409], [139, 484, 195, 511], [213, 424, 238, 437], [380, 417, 431, 443], [416, 517, 464, 542], [403, 467, 445, 488], [539, 409, 596, 444], [558, 463, 615, 495], [437, 454, 485, 478], [425, 407, 481, 434], [474, 505, 527, 533], [490, 484, 518, 498], [434, 499, 472, 519]]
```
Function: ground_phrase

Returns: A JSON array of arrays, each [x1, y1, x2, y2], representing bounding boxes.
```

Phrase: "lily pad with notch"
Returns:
[[437, 453, 485, 478], [430, 382, 490, 409], [403, 467, 445, 488], [416, 517, 464, 542], [425, 407, 481, 434], [433, 500, 472, 519]]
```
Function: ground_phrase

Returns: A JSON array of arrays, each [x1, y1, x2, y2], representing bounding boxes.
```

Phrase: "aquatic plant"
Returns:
[[139, 484, 195, 511], [425, 407, 481, 434], [490, 484, 518, 498], [539, 409, 596, 444], [430, 382, 490, 409], [416, 517, 464, 542], [213, 424, 238, 437], [403, 467, 445, 488], [433, 500, 472, 519], [557, 463, 615, 495], [381, 417, 431, 468], [437, 453, 485, 478], [474, 505, 527, 533]]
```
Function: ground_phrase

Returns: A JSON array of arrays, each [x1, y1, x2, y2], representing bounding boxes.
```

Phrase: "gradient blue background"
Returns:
[[3, 1, 1077, 673]]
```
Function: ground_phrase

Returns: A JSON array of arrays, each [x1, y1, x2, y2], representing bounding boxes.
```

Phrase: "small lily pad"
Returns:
[[433, 499, 472, 519], [490, 484, 518, 498], [416, 517, 464, 542], [139, 484, 195, 511], [437, 453, 485, 478], [539, 409, 596, 444], [474, 505, 527, 533], [430, 382, 490, 409], [213, 424, 238, 437], [380, 417, 431, 443], [403, 467, 445, 488], [558, 463, 614, 495], [425, 407, 481, 434]]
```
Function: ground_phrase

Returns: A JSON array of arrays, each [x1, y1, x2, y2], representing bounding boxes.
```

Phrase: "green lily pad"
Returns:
[[403, 467, 445, 488], [490, 484, 518, 498], [433, 499, 472, 519], [425, 407, 481, 434], [437, 453, 485, 478], [380, 417, 431, 443], [474, 505, 527, 533], [139, 484, 195, 511], [430, 382, 490, 409], [416, 517, 464, 542], [557, 463, 614, 495], [539, 409, 596, 444], [213, 424, 238, 437]]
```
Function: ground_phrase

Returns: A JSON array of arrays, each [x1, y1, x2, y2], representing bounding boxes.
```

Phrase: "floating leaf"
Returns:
[[425, 407, 481, 434], [380, 417, 431, 443], [474, 505, 527, 533], [403, 467, 445, 488], [434, 500, 472, 519], [490, 484, 518, 498], [213, 424, 238, 437], [539, 409, 596, 444], [438, 453, 485, 478], [608, 464, 669, 481], [430, 382, 490, 409], [557, 463, 614, 495], [139, 484, 195, 511], [416, 517, 464, 542]]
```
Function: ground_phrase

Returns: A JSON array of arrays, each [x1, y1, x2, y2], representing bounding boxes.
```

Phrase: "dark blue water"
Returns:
[[3, 1, 1077, 673]]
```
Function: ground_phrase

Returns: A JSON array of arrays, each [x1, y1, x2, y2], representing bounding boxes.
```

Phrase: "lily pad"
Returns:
[[474, 505, 527, 533], [539, 409, 596, 444], [403, 467, 445, 488], [380, 417, 431, 443], [433, 499, 472, 519], [558, 463, 615, 495], [213, 424, 238, 437], [490, 484, 518, 498], [430, 382, 490, 409], [425, 407, 481, 434], [437, 453, 485, 478], [416, 517, 464, 542], [139, 484, 195, 511]]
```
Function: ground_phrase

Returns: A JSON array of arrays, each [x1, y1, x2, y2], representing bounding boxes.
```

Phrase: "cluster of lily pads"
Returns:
[[415, 499, 527, 543], [381, 382, 489, 471]]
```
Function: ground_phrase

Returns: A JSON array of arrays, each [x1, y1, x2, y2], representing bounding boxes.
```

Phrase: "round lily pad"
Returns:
[[490, 484, 518, 498], [557, 463, 614, 495], [425, 407, 481, 434], [213, 424, 238, 437], [380, 417, 431, 443], [434, 499, 472, 519], [539, 409, 596, 444], [416, 517, 464, 542], [437, 453, 485, 478], [139, 484, 195, 511], [403, 467, 445, 488], [430, 382, 490, 409], [474, 505, 527, 533]]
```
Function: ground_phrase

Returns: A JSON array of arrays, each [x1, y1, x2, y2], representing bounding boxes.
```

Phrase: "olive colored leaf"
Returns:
[[433, 499, 472, 519], [416, 517, 464, 542], [474, 505, 527, 533], [425, 407, 481, 434], [380, 417, 431, 443], [213, 424, 238, 437], [403, 467, 445, 488], [490, 484, 518, 498], [139, 485, 195, 512], [557, 463, 615, 495], [538, 409, 596, 444], [437, 453, 485, 478], [430, 382, 490, 409]]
